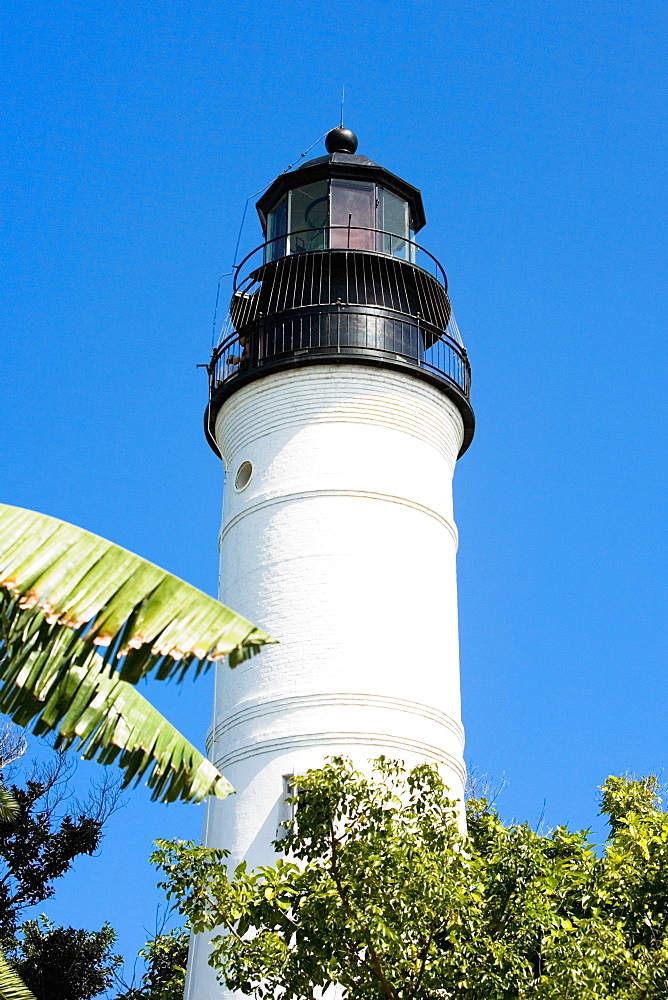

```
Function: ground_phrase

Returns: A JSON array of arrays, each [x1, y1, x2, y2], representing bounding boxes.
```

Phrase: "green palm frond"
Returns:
[[0, 951, 35, 1000], [0, 781, 19, 822], [0, 504, 272, 675], [0, 606, 232, 802], [0, 503, 275, 803]]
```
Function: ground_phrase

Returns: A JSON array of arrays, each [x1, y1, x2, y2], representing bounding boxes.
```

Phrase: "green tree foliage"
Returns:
[[10, 918, 120, 1000], [155, 757, 668, 999], [0, 743, 122, 1000], [0, 753, 118, 945], [116, 929, 188, 1000]]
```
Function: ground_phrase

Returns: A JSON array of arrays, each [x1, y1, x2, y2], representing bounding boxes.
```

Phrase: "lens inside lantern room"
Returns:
[[265, 180, 413, 262]]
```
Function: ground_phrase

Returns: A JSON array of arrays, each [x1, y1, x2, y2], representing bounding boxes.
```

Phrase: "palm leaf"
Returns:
[[0, 951, 35, 1000], [0, 602, 233, 802], [0, 781, 18, 822], [0, 504, 273, 675], [0, 504, 275, 803]]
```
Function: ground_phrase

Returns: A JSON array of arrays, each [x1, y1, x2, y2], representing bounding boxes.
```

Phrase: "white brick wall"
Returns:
[[187, 365, 466, 1000]]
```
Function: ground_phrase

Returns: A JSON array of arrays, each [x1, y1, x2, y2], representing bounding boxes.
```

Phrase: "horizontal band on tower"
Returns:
[[213, 730, 468, 784], [216, 366, 464, 467], [206, 691, 465, 754], [218, 488, 459, 549]]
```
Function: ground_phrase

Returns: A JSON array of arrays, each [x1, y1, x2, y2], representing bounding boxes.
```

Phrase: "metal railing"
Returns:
[[237, 227, 448, 287], [208, 229, 470, 400], [209, 316, 470, 398], [230, 235, 454, 338]]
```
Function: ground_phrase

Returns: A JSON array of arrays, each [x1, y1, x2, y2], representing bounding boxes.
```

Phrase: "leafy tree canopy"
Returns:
[[116, 928, 188, 1000], [0, 751, 119, 946], [10, 917, 120, 1000], [0, 731, 122, 1000], [155, 757, 668, 1000]]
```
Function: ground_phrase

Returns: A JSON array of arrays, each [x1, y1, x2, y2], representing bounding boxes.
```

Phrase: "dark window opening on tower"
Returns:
[[275, 774, 303, 842]]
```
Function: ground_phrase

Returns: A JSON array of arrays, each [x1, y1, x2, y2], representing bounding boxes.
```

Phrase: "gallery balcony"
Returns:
[[205, 228, 474, 456]]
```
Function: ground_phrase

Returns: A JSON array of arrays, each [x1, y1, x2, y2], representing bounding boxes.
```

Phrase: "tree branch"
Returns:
[[328, 819, 398, 1000], [409, 927, 435, 1000]]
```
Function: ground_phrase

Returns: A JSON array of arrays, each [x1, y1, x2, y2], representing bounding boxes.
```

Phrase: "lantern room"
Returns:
[[257, 127, 426, 262], [262, 179, 416, 261]]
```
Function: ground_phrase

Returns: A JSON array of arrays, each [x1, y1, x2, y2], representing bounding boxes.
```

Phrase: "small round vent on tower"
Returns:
[[234, 461, 253, 491]]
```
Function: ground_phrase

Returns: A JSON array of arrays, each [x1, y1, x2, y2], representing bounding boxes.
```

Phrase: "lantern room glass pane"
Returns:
[[330, 180, 375, 249], [378, 188, 410, 259], [266, 196, 287, 261], [289, 181, 329, 253]]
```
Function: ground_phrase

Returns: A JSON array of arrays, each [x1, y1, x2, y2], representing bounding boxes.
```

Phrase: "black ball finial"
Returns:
[[325, 127, 359, 154]]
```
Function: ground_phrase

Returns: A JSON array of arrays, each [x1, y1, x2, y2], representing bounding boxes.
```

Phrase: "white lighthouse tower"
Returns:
[[187, 127, 474, 998]]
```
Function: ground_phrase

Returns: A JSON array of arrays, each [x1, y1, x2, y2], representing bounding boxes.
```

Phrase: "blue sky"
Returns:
[[3, 0, 667, 987]]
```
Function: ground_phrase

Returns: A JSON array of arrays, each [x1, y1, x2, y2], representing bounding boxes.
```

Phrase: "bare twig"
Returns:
[[0, 725, 27, 770]]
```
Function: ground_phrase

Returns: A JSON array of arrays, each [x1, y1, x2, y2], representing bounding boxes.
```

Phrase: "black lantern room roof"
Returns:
[[256, 131, 426, 233]]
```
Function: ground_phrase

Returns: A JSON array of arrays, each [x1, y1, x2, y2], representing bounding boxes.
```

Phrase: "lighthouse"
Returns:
[[187, 127, 474, 998]]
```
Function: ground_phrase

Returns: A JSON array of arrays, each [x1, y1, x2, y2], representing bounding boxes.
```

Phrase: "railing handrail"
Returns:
[[207, 323, 471, 407], [233, 227, 448, 294], [210, 318, 468, 371]]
